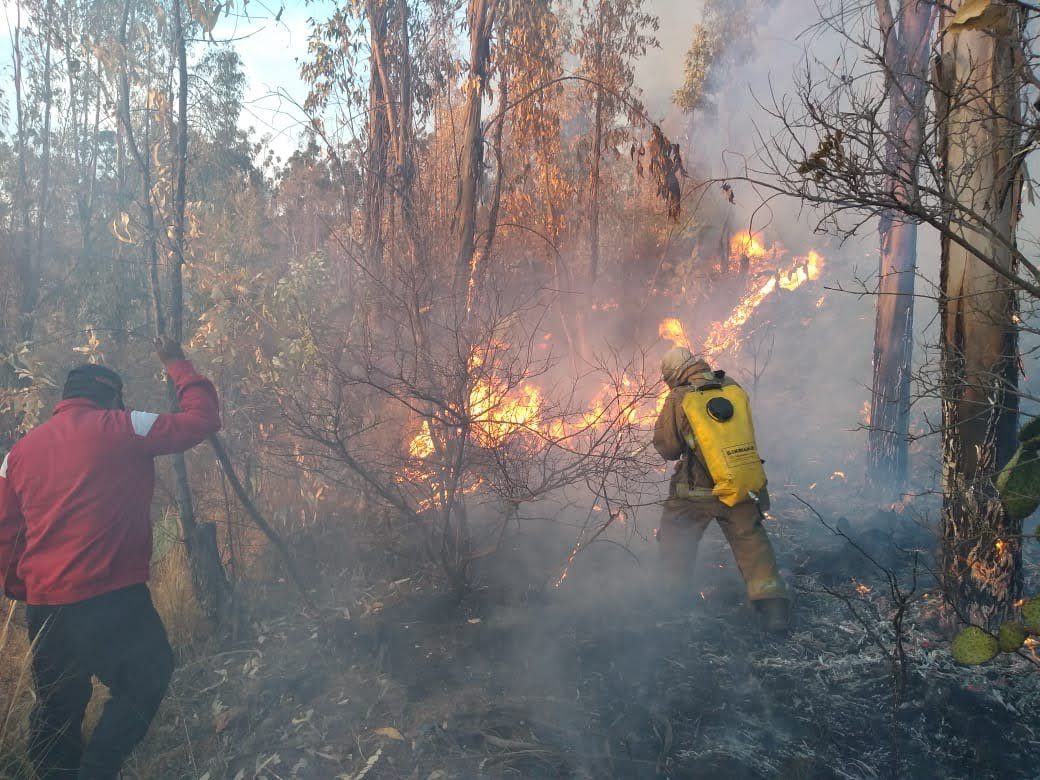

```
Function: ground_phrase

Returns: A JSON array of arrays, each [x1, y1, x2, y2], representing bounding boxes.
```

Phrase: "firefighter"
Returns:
[[653, 346, 790, 632], [0, 338, 221, 780]]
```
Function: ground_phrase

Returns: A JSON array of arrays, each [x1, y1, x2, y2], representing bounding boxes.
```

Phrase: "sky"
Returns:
[[208, 0, 334, 159], [0, 0, 332, 159]]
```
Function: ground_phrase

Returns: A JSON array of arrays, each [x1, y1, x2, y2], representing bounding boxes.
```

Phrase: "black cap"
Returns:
[[62, 364, 124, 408]]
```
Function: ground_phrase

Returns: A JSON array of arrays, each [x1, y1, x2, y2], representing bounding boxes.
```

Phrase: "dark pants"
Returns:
[[26, 584, 174, 780]]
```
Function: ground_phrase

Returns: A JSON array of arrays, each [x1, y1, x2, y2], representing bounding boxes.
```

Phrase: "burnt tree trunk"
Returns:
[[936, 2, 1023, 628], [867, 0, 936, 491]]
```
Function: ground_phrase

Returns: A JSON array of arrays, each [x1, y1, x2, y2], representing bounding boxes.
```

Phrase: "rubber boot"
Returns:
[[754, 597, 790, 633]]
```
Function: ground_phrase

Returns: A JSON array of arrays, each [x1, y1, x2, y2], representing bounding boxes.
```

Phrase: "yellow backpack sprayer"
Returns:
[[680, 377, 766, 507]]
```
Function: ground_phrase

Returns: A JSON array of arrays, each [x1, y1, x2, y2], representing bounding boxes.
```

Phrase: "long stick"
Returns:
[[209, 437, 315, 608]]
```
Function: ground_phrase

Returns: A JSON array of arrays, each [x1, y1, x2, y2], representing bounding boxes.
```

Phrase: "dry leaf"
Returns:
[[372, 726, 404, 741], [213, 706, 244, 734], [948, 0, 1010, 31], [348, 747, 383, 780]]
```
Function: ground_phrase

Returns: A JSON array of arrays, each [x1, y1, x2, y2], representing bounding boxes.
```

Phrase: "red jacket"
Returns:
[[0, 359, 220, 605]]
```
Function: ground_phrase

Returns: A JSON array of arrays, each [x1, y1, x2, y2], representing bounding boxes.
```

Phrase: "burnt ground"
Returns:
[[129, 495, 1040, 780]]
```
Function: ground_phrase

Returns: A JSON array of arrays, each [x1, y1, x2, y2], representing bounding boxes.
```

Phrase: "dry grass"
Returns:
[[0, 599, 34, 780], [151, 542, 207, 654]]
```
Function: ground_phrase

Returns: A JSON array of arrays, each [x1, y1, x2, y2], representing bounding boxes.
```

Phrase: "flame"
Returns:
[[855, 582, 872, 595], [404, 232, 827, 513], [778, 251, 824, 291], [658, 317, 691, 350], [730, 230, 768, 261], [469, 377, 542, 448], [409, 421, 435, 458], [703, 247, 825, 356], [831, 470, 846, 480]]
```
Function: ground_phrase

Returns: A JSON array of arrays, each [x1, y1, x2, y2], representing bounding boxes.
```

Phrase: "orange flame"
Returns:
[[703, 248, 825, 356], [730, 230, 768, 260], [409, 421, 435, 458], [469, 378, 542, 448]]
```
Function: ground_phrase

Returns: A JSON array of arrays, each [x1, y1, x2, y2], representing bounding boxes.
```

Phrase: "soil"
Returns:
[[130, 495, 1040, 780]]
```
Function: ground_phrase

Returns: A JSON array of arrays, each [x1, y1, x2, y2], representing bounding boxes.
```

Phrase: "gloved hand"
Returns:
[[155, 337, 186, 365]]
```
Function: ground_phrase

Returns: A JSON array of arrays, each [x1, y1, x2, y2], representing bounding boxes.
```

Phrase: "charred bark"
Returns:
[[936, 3, 1023, 628], [468, 74, 509, 296]]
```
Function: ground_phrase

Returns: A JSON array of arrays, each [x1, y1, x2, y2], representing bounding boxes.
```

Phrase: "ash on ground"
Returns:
[[134, 494, 1040, 780]]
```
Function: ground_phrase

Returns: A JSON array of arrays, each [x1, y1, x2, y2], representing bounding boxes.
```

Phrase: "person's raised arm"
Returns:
[[130, 338, 221, 456]]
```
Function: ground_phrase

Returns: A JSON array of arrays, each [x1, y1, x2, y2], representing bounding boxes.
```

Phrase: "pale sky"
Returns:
[[0, 0, 333, 160], [208, 0, 334, 160]]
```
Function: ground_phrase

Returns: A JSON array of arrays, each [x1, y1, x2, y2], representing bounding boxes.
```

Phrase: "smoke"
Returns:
[[618, 3, 875, 494]]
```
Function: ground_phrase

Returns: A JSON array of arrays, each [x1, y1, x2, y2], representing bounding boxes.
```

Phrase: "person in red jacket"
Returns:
[[0, 338, 221, 780]]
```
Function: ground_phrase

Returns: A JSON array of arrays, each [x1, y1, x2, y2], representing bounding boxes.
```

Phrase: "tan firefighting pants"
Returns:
[[658, 497, 787, 601]]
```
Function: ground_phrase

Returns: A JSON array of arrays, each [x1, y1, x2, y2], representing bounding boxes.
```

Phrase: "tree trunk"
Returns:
[[33, 0, 55, 338], [468, 74, 509, 300], [936, 2, 1023, 628], [588, 0, 605, 285], [866, 0, 935, 490], [12, 6, 34, 342], [589, 84, 604, 285], [168, 0, 234, 625], [366, 0, 423, 274], [364, 1, 389, 277], [455, 0, 496, 293]]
